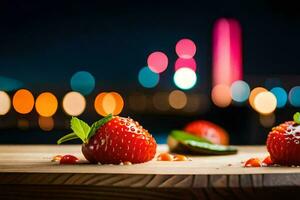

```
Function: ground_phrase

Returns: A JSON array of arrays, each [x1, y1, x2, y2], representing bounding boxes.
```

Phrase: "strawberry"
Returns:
[[266, 116, 300, 166], [57, 114, 157, 164], [184, 120, 229, 145]]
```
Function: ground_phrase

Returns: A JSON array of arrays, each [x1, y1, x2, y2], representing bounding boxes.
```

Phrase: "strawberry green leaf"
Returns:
[[88, 114, 113, 139], [293, 112, 300, 124], [70, 117, 90, 143], [57, 133, 79, 144]]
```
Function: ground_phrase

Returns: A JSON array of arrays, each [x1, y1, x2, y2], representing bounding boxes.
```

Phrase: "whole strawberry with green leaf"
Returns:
[[57, 114, 157, 164], [266, 112, 300, 166]]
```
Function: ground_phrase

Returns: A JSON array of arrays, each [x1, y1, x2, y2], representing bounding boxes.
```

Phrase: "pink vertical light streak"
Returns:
[[212, 18, 242, 87]]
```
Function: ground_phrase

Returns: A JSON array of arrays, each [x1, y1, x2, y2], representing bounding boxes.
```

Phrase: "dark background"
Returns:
[[1, 0, 300, 144]]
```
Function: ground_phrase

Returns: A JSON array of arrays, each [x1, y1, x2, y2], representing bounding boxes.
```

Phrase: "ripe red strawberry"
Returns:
[[267, 120, 300, 166], [58, 114, 157, 164], [184, 120, 229, 145]]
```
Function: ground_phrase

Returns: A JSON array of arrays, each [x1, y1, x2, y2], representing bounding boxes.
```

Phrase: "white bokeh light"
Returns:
[[173, 68, 197, 90], [62, 91, 86, 116]]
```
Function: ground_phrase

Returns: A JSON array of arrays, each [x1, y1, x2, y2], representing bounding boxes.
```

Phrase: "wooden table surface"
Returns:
[[0, 145, 299, 200]]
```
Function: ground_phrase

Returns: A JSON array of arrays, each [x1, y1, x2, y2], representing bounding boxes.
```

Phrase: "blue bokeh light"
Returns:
[[138, 67, 159, 88], [230, 80, 250, 103], [289, 86, 300, 107], [70, 71, 95, 96], [0, 76, 23, 92], [270, 87, 287, 108]]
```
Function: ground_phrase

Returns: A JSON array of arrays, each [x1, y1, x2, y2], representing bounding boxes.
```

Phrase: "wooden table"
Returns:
[[0, 145, 299, 200]]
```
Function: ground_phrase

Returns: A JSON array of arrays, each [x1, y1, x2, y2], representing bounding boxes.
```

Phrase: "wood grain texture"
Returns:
[[0, 145, 299, 189]]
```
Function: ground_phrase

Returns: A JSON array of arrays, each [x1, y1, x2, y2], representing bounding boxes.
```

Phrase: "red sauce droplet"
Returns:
[[244, 158, 261, 167], [157, 152, 173, 161], [59, 155, 79, 164], [262, 155, 273, 166], [173, 154, 189, 161], [51, 155, 62, 162]]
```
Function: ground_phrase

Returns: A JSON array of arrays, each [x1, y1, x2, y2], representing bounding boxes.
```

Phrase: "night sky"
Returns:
[[1, 0, 300, 91]]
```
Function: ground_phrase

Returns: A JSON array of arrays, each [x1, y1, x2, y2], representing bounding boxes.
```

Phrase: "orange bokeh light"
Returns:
[[13, 89, 34, 114], [94, 92, 124, 116], [94, 92, 107, 116], [35, 92, 58, 117], [249, 87, 267, 110], [38, 116, 54, 131], [211, 84, 231, 107]]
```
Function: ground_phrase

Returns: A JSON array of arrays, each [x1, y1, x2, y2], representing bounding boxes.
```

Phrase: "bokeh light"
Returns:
[[259, 113, 276, 128], [0, 76, 23, 92], [94, 92, 124, 116], [174, 58, 196, 72], [249, 87, 268, 110], [270, 87, 287, 108], [17, 119, 29, 130], [153, 92, 169, 111], [38, 116, 54, 131], [0, 91, 11, 115], [289, 86, 300, 107], [212, 18, 242, 87], [94, 92, 107, 116], [175, 38, 196, 59], [230, 80, 250, 103], [211, 84, 231, 107], [147, 52, 168, 73], [62, 91, 86, 116], [128, 93, 147, 111], [35, 92, 58, 117], [168, 90, 187, 109], [104, 92, 124, 115], [13, 89, 34, 114], [173, 67, 197, 90], [70, 71, 95, 96], [138, 67, 159, 88], [254, 91, 277, 115], [184, 94, 201, 113]]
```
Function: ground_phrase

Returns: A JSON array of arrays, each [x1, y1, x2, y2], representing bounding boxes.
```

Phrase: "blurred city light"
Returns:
[[147, 51, 168, 73], [230, 80, 250, 103], [0, 76, 23, 92], [168, 90, 187, 109], [0, 91, 11, 115], [70, 71, 95, 96], [249, 87, 268, 110], [94, 92, 107, 116], [94, 92, 124, 116], [184, 94, 201, 112], [62, 91, 86, 116], [153, 92, 170, 111], [259, 113, 276, 128], [211, 84, 231, 107], [138, 67, 159, 88], [35, 92, 58, 117], [174, 58, 196, 72], [254, 91, 277, 115], [212, 18, 242, 87], [289, 86, 300, 107], [128, 93, 147, 111], [17, 118, 29, 130], [175, 38, 196, 59], [108, 92, 124, 115], [173, 67, 197, 90], [38, 116, 54, 131], [12, 89, 34, 114], [270, 87, 287, 108]]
